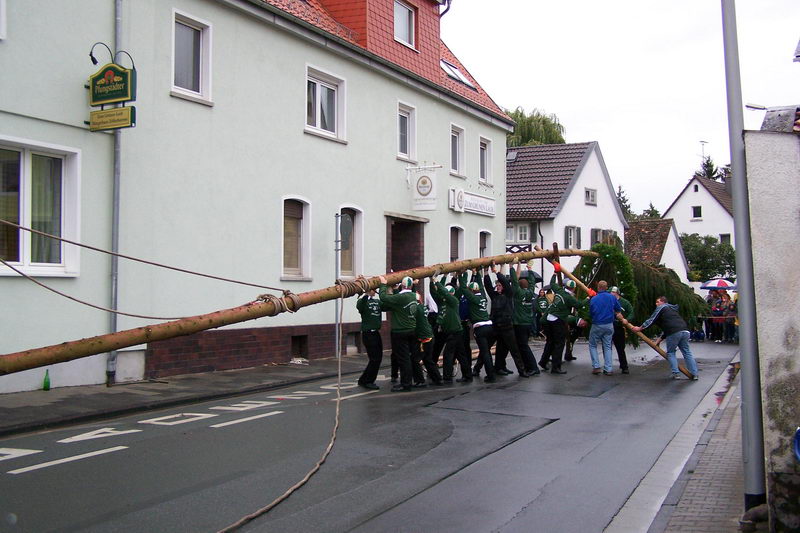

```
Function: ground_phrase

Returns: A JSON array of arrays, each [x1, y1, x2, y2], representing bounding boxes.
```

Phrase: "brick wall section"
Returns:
[[145, 322, 390, 378]]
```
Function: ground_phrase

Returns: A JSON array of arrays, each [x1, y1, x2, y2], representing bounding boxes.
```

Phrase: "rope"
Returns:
[[255, 291, 302, 315], [217, 288, 345, 532], [0, 257, 186, 321], [334, 275, 371, 298], [0, 218, 287, 293]]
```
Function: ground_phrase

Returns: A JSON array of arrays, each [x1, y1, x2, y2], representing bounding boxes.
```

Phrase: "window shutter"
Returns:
[[283, 200, 303, 273], [284, 200, 303, 219], [564, 226, 569, 248], [576, 227, 582, 249]]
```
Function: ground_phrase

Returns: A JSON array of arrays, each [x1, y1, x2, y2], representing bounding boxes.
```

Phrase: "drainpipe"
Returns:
[[106, 0, 123, 386], [721, 0, 766, 510]]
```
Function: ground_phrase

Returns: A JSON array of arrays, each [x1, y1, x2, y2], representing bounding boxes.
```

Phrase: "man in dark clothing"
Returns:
[[356, 289, 386, 390], [459, 269, 496, 383], [610, 286, 634, 374], [538, 266, 581, 375], [412, 292, 443, 386], [510, 260, 539, 375], [378, 275, 418, 392], [431, 275, 472, 383], [484, 264, 533, 378], [633, 296, 699, 380]]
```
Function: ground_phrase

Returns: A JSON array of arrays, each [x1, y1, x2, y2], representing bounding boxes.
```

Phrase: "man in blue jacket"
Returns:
[[588, 280, 622, 375]]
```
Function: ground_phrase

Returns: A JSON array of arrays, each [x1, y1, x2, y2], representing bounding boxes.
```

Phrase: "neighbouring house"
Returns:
[[0, 0, 514, 392], [662, 175, 734, 247], [624, 218, 690, 286], [505, 142, 628, 282]]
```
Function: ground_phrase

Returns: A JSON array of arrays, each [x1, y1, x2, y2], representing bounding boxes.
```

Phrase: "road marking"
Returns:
[[210, 411, 284, 428], [320, 382, 359, 390], [0, 448, 42, 462], [138, 413, 218, 426], [268, 390, 332, 400], [290, 391, 330, 396], [336, 390, 379, 401], [210, 400, 279, 412], [7, 446, 128, 475], [58, 427, 142, 443]]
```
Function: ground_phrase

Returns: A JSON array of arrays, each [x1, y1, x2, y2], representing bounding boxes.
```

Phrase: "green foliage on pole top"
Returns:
[[575, 243, 637, 305]]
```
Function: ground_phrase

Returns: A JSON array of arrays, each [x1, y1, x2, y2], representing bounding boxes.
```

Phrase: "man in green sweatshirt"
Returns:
[[610, 286, 634, 374], [431, 274, 471, 383], [459, 269, 496, 382], [356, 289, 386, 390], [378, 275, 418, 392], [538, 268, 581, 375], [510, 260, 539, 375]]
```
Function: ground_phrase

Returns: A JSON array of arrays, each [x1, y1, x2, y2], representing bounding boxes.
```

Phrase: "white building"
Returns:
[[662, 176, 734, 247], [0, 0, 514, 392], [505, 142, 628, 282]]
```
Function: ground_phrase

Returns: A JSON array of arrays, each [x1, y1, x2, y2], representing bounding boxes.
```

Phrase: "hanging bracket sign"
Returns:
[[88, 63, 136, 106]]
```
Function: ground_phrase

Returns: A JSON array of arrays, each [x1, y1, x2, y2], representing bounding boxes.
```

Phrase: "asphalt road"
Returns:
[[0, 341, 738, 533]]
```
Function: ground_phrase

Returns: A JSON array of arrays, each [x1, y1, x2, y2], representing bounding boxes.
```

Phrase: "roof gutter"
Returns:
[[221, 0, 514, 130]]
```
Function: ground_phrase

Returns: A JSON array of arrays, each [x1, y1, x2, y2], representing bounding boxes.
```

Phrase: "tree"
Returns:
[[679, 233, 736, 281], [506, 107, 566, 147], [694, 156, 725, 182], [640, 202, 661, 219], [616, 185, 636, 221]]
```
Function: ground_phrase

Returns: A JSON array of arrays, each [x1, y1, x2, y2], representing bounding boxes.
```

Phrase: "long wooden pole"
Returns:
[[0, 248, 597, 376], [533, 244, 692, 377]]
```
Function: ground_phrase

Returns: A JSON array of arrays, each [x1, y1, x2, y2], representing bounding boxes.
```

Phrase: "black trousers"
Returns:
[[514, 325, 537, 373], [442, 331, 471, 380], [612, 322, 629, 371], [390, 331, 416, 387], [431, 324, 447, 367], [471, 325, 496, 379], [412, 338, 442, 383], [358, 330, 383, 385], [493, 324, 526, 374], [540, 319, 567, 371]]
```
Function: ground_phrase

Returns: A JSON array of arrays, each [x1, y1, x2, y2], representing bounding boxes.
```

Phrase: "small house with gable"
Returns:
[[624, 218, 691, 286]]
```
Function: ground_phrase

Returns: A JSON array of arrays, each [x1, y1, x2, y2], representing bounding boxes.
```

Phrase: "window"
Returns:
[[449, 226, 463, 262], [0, 0, 6, 41], [450, 125, 464, 175], [564, 225, 581, 249], [585, 188, 597, 205], [339, 207, 361, 277], [306, 66, 345, 140], [692, 205, 702, 219], [172, 11, 212, 104], [440, 60, 475, 88], [590, 228, 602, 246], [398, 102, 416, 160], [720, 233, 731, 246], [479, 137, 491, 183], [283, 199, 309, 278], [505, 224, 515, 242], [693, 184, 699, 192], [479, 231, 491, 258], [517, 224, 529, 243], [393, 0, 415, 48], [0, 137, 80, 277]]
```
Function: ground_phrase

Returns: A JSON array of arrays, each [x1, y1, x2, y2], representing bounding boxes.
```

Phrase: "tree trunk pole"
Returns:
[[0, 248, 598, 376], [533, 245, 692, 377]]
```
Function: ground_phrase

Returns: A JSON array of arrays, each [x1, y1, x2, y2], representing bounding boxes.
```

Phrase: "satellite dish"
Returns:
[[340, 213, 353, 250]]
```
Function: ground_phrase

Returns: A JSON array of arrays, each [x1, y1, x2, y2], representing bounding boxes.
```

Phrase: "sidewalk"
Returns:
[[0, 348, 753, 532]]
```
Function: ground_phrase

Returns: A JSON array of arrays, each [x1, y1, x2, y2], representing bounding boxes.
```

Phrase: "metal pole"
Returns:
[[721, 0, 766, 510], [106, 0, 123, 386], [334, 213, 341, 359]]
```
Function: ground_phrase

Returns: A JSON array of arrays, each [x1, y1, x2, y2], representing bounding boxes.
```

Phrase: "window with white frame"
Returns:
[[393, 0, 415, 48], [398, 102, 416, 160], [0, 138, 80, 276], [440, 60, 475, 88], [172, 11, 212, 103], [306, 66, 345, 140], [339, 207, 361, 277], [720, 233, 731, 246], [692, 205, 702, 219], [479, 137, 491, 183], [479, 231, 491, 258], [585, 188, 597, 205], [564, 225, 581, 249], [517, 224, 529, 243], [505, 224, 515, 242], [449, 226, 464, 263], [283, 198, 310, 278], [450, 125, 464, 175]]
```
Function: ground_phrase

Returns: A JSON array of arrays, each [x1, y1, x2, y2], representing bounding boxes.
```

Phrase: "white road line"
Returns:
[[0, 448, 42, 462], [335, 390, 379, 401], [7, 446, 128, 475], [210, 411, 284, 428]]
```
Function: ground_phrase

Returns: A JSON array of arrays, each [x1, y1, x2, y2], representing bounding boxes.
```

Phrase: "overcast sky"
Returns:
[[440, 0, 800, 213]]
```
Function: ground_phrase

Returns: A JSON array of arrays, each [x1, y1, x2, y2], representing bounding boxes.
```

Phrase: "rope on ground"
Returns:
[[217, 288, 346, 532], [0, 257, 186, 321], [0, 218, 288, 293]]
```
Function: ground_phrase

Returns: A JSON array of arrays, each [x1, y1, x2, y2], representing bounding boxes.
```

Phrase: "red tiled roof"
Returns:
[[258, 0, 509, 122], [625, 218, 674, 265], [698, 177, 733, 216], [505, 142, 594, 219]]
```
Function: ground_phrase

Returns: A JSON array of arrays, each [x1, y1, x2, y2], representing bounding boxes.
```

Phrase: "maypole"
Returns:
[[0, 248, 597, 376]]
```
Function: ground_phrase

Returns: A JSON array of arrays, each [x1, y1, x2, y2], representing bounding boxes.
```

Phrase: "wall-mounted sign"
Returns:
[[448, 188, 465, 212], [411, 171, 437, 211], [89, 106, 136, 132], [449, 189, 495, 217], [88, 63, 136, 106]]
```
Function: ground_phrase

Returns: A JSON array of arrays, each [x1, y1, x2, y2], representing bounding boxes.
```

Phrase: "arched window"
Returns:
[[283, 199, 305, 276]]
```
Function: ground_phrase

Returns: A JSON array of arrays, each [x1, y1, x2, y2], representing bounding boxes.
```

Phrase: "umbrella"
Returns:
[[700, 278, 736, 291]]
